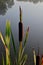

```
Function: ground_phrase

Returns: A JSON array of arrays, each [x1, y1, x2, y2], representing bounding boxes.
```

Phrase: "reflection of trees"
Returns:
[[17, 0, 43, 4], [0, 0, 14, 15], [29, 0, 39, 3], [6, 0, 14, 8]]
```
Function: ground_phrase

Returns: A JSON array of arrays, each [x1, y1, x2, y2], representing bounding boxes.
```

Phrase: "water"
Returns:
[[0, 0, 43, 65]]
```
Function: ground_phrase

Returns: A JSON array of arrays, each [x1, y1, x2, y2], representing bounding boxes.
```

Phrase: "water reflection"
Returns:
[[0, 0, 14, 15], [17, 0, 43, 3]]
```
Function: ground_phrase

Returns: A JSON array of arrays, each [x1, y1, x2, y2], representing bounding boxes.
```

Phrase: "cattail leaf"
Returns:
[[20, 47, 25, 61], [18, 44, 27, 65], [5, 21, 11, 49], [0, 32, 6, 45], [11, 29, 16, 55], [24, 32, 28, 46], [6, 47, 10, 65], [5, 20, 11, 37], [20, 54, 27, 65], [2, 54, 5, 65], [5, 21, 11, 65], [24, 27, 29, 47]]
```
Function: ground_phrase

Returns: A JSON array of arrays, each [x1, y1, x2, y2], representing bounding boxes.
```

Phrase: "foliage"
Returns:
[[0, 21, 29, 65]]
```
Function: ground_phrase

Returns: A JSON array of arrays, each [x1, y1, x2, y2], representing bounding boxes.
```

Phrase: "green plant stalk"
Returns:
[[17, 41, 23, 65], [17, 27, 29, 65], [5, 21, 11, 65], [11, 29, 17, 65], [20, 27, 29, 62], [11, 29, 16, 55], [6, 46, 10, 65], [5, 37, 10, 65], [0, 33, 10, 65], [0, 21, 29, 65], [20, 47, 25, 61], [24, 31, 29, 47], [0, 32, 9, 65], [2, 54, 5, 65], [0, 32, 5, 46], [20, 54, 27, 65], [0, 26, 12, 65]]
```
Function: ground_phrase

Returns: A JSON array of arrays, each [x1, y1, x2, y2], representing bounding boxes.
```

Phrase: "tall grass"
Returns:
[[0, 21, 29, 65]]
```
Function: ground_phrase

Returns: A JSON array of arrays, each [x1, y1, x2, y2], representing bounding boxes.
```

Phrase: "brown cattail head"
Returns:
[[19, 21, 23, 42], [36, 55, 40, 65], [36, 46, 40, 65]]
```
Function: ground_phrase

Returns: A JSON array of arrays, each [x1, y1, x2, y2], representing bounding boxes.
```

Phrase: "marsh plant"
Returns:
[[0, 21, 29, 65]]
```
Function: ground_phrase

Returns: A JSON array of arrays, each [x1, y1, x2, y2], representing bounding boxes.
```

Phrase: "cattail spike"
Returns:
[[19, 6, 23, 42], [19, 6, 22, 22]]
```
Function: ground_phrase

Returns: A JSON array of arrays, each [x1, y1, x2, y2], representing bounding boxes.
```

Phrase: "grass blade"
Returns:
[[5, 21, 11, 65], [2, 54, 5, 65], [11, 29, 16, 55], [0, 32, 5, 45], [24, 27, 29, 47], [5, 20, 11, 37], [20, 54, 27, 65]]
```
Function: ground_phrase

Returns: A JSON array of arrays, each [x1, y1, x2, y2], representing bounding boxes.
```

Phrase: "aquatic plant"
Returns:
[[0, 21, 11, 65], [33, 48, 36, 65], [0, 21, 29, 65]]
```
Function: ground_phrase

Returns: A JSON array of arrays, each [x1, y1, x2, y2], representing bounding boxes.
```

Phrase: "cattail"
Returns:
[[41, 55, 43, 65], [36, 55, 40, 65], [36, 46, 40, 65], [19, 6, 23, 42]]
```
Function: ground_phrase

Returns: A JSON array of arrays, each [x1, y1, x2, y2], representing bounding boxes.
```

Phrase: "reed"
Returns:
[[0, 21, 29, 65]]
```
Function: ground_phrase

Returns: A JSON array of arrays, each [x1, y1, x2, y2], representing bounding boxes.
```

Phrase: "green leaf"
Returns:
[[20, 47, 25, 61], [0, 32, 6, 45], [20, 54, 27, 65], [11, 29, 16, 55], [5, 20, 11, 48], [18, 45, 25, 63], [5, 21, 11, 65], [24, 27, 29, 47], [18, 43, 27, 65], [2, 54, 5, 65], [5, 20, 11, 37]]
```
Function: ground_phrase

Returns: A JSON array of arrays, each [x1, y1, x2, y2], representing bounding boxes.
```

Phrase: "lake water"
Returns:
[[0, 0, 43, 65]]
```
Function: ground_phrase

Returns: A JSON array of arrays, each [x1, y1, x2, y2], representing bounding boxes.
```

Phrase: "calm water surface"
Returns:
[[0, 0, 43, 65]]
